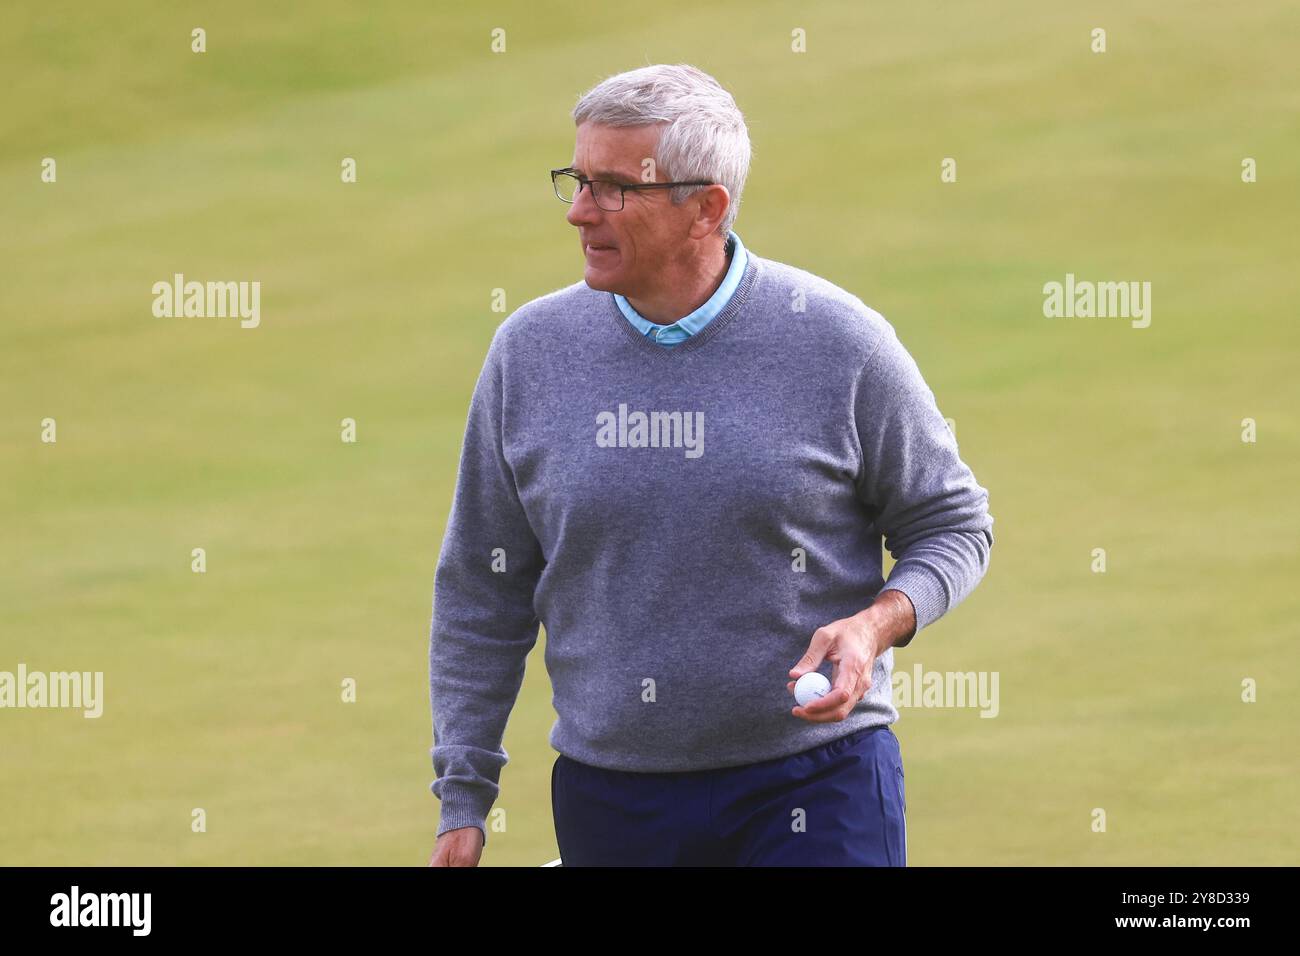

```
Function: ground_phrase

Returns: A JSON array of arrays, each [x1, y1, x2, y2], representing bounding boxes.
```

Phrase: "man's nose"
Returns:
[[566, 183, 602, 226]]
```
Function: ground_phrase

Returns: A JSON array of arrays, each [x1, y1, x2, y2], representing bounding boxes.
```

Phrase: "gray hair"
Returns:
[[572, 64, 751, 237]]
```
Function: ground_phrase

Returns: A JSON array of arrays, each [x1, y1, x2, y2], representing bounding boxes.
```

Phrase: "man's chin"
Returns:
[[582, 265, 623, 293]]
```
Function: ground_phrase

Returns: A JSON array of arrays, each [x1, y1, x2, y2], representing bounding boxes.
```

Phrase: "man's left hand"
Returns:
[[787, 612, 886, 722]]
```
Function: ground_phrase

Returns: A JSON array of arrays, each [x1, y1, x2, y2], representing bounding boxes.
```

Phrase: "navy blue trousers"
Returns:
[[551, 725, 907, 866]]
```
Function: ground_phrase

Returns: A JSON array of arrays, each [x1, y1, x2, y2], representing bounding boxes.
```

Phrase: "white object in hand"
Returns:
[[794, 672, 831, 707]]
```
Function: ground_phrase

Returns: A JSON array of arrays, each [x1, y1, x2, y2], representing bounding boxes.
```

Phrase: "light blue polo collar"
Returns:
[[614, 231, 748, 346]]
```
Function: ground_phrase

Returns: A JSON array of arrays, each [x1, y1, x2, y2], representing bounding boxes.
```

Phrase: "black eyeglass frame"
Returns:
[[550, 167, 716, 212]]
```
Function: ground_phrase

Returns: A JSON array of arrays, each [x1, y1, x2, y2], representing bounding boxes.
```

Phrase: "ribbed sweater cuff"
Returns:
[[435, 787, 493, 847], [881, 563, 952, 639]]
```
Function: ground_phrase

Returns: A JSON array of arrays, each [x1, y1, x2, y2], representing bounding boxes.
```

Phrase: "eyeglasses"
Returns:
[[550, 167, 715, 212]]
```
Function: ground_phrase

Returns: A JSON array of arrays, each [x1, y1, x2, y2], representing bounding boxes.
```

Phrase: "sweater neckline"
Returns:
[[605, 252, 762, 359]]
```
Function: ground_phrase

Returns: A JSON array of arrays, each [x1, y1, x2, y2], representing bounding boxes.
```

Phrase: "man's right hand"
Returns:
[[428, 826, 485, 867]]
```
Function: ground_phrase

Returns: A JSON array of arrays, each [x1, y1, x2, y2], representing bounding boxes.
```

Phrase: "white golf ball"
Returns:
[[794, 672, 831, 707]]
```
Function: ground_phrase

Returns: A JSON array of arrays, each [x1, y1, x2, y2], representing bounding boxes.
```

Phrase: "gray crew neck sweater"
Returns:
[[428, 251, 995, 844]]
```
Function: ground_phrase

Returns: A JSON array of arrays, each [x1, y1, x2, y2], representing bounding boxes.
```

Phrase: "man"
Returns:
[[428, 64, 994, 866]]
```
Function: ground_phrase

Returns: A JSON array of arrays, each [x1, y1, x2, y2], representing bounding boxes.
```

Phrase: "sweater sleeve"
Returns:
[[852, 319, 994, 646], [428, 326, 546, 845]]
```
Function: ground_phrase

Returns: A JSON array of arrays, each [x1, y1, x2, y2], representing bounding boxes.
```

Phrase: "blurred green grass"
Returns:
[[1, 0, 1296, 865]]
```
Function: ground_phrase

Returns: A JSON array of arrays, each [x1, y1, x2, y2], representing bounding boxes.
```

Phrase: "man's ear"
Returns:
[[690, 184, 731, 239]]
